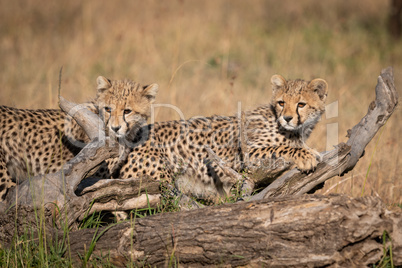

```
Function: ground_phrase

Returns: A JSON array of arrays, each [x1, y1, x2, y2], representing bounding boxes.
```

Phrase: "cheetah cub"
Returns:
[[0, 77, 158, 201], [255, 74, 328, 170], [97, 74, 328, 201]]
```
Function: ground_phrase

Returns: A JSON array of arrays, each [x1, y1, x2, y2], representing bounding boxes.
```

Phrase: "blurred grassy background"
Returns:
[[0, 0, 400, 204]]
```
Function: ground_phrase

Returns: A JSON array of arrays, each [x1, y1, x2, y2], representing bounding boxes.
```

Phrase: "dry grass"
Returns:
[[0, 0, 400, 204]]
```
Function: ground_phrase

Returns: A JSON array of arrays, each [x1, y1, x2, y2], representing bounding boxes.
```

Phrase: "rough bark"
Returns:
[[1, 195, 400, 267], [63, 195, 402, 267]]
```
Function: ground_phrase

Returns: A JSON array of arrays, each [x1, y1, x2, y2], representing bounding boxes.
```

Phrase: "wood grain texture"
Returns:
[[63, 195, 402, 267]]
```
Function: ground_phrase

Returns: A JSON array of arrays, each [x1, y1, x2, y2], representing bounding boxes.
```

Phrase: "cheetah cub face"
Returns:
[[95, 76, 158, 139], [271, 74, 328, 133]]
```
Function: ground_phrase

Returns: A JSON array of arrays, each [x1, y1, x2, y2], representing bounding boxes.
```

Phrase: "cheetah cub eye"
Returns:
[[297, 102, 306, 108]]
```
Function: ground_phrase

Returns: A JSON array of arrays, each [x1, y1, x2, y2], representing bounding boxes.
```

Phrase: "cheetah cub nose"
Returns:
[[283, 116, 293, 123], [111, 126, 121, 133]]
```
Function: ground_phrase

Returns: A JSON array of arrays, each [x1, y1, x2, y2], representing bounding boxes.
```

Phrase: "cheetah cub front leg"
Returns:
[[289, 147, 322, 172], [250, 146, 322, 173], [263, 146, 322, 172]]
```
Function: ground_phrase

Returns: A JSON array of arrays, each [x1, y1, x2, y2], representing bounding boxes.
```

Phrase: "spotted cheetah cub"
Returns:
[[0, 77, 158, 201], [97, 74, 328, 200]]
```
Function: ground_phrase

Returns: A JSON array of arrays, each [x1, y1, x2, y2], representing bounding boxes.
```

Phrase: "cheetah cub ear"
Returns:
[[308, 78, 328, 102], [271, 74, 287, 92], [96, 76, 112, 93], [142, 84, 159, 104]]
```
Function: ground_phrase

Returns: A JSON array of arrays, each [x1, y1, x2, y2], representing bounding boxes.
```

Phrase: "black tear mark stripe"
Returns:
[[105, 114, 111, 127], [296, 107, 301, 126]]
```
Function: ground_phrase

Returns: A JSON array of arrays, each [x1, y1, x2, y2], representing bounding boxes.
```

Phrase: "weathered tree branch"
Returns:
[[58, 96, 105, 141]]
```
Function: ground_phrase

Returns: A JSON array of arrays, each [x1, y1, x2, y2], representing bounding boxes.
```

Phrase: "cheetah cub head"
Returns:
[[271, 74, 328, 134], [95, 76, 158, 139]]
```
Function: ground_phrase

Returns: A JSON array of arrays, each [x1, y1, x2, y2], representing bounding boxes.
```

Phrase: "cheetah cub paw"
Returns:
[[293, 148, 321, 172]]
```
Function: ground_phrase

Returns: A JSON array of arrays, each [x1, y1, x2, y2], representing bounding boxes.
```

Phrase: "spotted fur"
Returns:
[[96, 74, 328, 200], [0, 77, 158, 201]]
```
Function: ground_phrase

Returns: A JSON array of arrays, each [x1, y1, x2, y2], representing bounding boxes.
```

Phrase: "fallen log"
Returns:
[[1, 195, 400, 266], [64, 195, 402, 267]]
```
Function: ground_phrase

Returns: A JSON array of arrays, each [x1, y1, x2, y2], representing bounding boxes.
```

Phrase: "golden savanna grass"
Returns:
[[0, 0, 400, 204]]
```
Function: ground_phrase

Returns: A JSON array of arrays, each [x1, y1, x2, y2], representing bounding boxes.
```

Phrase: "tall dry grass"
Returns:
[[0, 0, 400, 204]]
